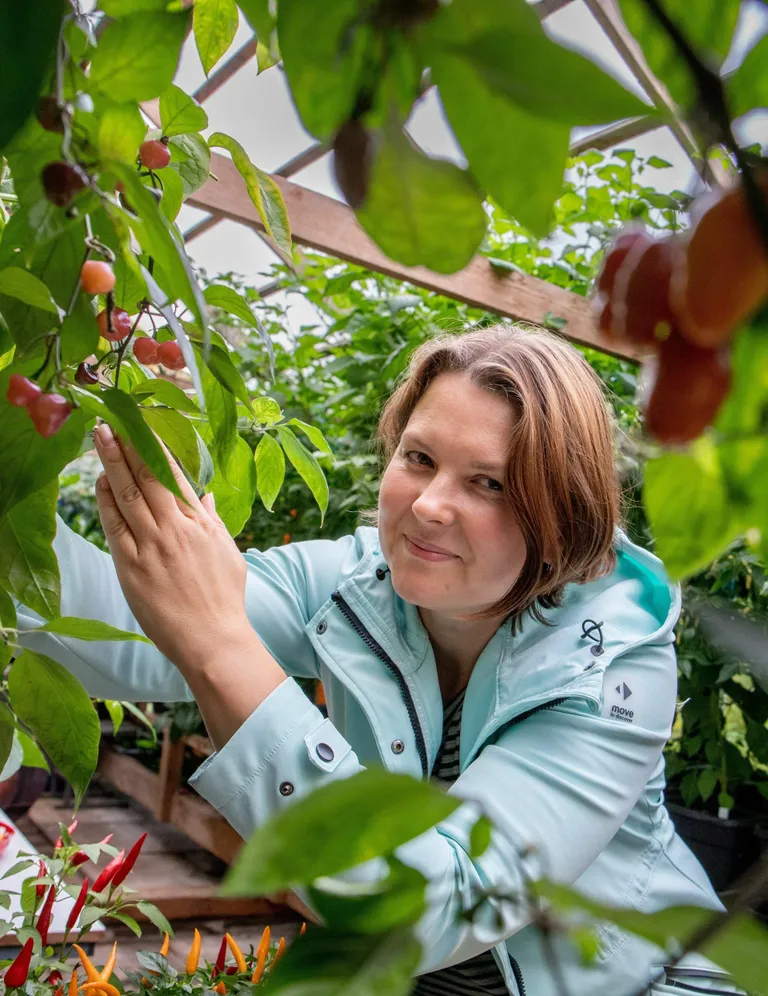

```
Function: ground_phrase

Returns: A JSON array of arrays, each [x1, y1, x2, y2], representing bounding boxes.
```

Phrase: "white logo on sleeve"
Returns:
[[606, 681, 635, 723]]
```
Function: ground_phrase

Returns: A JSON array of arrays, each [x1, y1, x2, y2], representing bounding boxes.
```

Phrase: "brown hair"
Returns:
[[376, 325, 621, 627]]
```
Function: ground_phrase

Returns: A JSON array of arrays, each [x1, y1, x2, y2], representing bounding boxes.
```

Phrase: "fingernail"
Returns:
[[96, 423, 116, 447]]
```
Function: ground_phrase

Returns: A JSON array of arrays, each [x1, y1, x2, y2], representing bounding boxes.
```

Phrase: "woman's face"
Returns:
[[378, 371, 527, 618]]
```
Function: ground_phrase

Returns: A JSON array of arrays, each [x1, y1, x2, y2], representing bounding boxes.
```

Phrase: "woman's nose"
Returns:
[[411, 477, 456, 524]]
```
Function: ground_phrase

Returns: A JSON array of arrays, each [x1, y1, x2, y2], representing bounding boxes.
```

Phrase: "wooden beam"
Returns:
[[182, 213, 223, 243], [276, 143, 327, 178], [570, 114, 657, 154], [188, 154, 638, 360]]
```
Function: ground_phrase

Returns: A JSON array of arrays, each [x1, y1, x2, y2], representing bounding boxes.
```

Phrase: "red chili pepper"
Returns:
[[92, 849, 124, 893], [36, 858, 47, 899], [5, 937, 33, 987], [71, 851, 90, 868], [66, 877, 89, 932], [110, 832, 147, 887], [212, 936, 228, 978], [48, 971, 63, 985], [37, 883, 56, 946]]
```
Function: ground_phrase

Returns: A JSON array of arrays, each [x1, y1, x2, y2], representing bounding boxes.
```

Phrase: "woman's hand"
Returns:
[[92, 421, 252, 673]]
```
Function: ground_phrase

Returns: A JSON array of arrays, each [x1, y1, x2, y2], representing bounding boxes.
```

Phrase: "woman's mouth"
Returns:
[[404, 535, 458, 562]]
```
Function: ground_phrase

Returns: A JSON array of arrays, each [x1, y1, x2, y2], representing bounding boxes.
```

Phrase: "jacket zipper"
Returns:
[[470, 697, 568, 762], [331, 592, 430, 778]]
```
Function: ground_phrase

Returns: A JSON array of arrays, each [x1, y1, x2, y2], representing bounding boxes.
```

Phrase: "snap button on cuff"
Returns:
[[316, 742, 334, 762], [316, 620, 328, 635], [391, 739, 405, 754], [279, 781, 294, 796]]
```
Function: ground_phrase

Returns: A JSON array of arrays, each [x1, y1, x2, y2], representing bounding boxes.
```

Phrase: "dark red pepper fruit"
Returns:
[[27, 393, 73, 438], [212, 935, 228, 978], [70, 851, 91, 868], [35, 859, 47, 899], [110, 832, 147, 888], [37, 883, 56, 946], [6, 374, 41, 408], [42, 162, 88, 207], [5, 937, 33, 988], [75, 363, 99, 386], [92, 849, 125, 893], [66, 877, 89, 932]]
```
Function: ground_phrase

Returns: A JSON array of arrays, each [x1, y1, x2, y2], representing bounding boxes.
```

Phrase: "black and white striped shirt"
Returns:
[[412, 689, 510, 996]]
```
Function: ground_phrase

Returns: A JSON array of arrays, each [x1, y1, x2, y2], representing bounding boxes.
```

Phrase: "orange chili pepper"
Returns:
[[214, 984, 226, 994], [100, 941, 118, 981], [270, 937, 286, 971], [159, 932, 170, 958], [299, 922, 306, 935], [73, 945, 101, 984], [224, 934, 246, 974], [80, 981, 120, 996], [251, 926, 271, 984], [185, 927, 201, 975], [68, 969, 79, 996]]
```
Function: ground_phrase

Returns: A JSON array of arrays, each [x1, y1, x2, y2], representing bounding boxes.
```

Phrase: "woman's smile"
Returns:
[[404, 535, 459, 562]]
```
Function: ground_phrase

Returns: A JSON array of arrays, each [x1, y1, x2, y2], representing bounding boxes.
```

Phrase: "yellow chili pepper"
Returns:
[[251, 926, 271, 984], [80, 981, 121, 996], [185, 927, 201, 975], [73, 945, 101, 984], [270, 937, 286, 971], [68, 970, 79, 996], [224, 934, 246, 975], [100, 941, 118, 982], [159, 932, 170, 958]]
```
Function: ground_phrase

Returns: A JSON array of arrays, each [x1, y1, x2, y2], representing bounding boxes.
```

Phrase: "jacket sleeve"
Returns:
[[188, 639, 677, 974], [12, 515, 356, 701]]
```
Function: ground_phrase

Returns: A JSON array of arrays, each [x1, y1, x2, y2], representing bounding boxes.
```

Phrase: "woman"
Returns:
[[15, 327, 739, 995]]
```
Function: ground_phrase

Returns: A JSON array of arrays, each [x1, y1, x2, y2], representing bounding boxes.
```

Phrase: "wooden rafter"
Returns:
[[187, 154, 638, 361], [192, 37, 258, 104]]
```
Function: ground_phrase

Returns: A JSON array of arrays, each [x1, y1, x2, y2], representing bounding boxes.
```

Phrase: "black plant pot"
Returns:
[[668, 803, 761, 894]]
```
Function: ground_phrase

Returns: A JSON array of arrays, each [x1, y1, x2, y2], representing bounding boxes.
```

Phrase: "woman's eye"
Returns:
[[480, 477, 504, 492], [405, 450, 433, 467]]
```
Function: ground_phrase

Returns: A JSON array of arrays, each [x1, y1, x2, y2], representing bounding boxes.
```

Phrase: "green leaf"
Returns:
[[263, 927, 421, 996], [0, 482, 60, 621], [112, 165, 207, 334], [252, 396, 282, 425], [101, 0, 170, 12], [159, 85, 209, 138], [100, 387, 185, 501], [208, 133, 292, 255], [0, 704, 15, 777], [199, 361, 238, 471], [697, 768, 718, 802], [60, 309, 100, 368], [142, 406, 213, 489], [617, 0, 740, 112], [728, 36, 768, 119], [0, 0, 62, 153], [156, 166, 185, 223], [16, 730, 49, 771], [357, 123, 485, 274], [309, 858, 427, 935], [643, 439, 737, 580], [423, 0, 571, 236], [0, 267, 60, 313], [278, 425, 329, 522], [254, 431, 285, 512], [277, 0, 371, 141], [99, 102, 147, 164], [90, 12, 188, 102], [169, 133, 211, 197], [0, 383, 86, 519], [8, 650, 100, 807], [109, 911, 142, 936], [204, 283, 275, 371], [469, 814, 492, 858], [237, 0, 274, 40], [194, 0, 239, 75], [204, 433, 257, 536], [193, 340, 252, 408], [646, 156, 673, 169], [103, 700, 125, 736], [132, 377, 200, 414], [287, 418, 333, 456], [31, 616, 152, 643], [223, 769, 460, 895], [135, 902, 174, 938]]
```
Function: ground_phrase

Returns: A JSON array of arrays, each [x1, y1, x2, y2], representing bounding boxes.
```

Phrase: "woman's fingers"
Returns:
[[114, 427, 203, 522], [94, 424, 158, 537]]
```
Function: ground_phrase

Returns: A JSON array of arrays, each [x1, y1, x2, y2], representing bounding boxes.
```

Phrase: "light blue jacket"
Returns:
[[16, 517, 724, 996]]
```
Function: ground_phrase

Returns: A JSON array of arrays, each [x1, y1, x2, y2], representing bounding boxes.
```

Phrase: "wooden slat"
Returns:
[[193, 38, 258, 103], [156, 728, 186, 822], [188, 156, 639, 360]]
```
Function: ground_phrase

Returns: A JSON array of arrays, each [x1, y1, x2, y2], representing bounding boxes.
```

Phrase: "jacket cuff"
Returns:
[[188, 678, 363, 839]]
